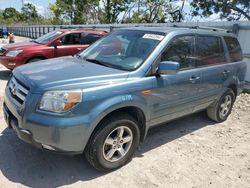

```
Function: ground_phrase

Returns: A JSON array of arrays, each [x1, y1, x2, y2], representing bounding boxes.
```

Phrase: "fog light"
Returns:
[[8, 63, 16, 66]]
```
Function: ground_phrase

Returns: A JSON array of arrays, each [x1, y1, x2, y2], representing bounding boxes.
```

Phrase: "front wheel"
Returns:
[[85, 113, 140, 172], [207, 89, 235, 122]]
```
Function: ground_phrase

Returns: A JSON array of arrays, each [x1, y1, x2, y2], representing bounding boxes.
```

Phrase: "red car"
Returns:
[[0, 29, 107, 69]]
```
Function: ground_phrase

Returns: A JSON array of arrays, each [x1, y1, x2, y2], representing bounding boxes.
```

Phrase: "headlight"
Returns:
[[39, 90, 82, 113], [6, 50, 23, 57]]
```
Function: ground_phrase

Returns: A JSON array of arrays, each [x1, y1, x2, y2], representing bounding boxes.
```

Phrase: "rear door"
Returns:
[[194, 35, 232, 110], [224, 36, 245, 82]]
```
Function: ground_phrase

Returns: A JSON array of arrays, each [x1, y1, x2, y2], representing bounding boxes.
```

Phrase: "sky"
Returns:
[[0, 0, 56, 15]]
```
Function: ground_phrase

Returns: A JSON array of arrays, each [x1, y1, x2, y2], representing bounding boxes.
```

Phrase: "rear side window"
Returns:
[[224, 36, 243, 62], [81, 34, 102, 45], [197, 36, 225, 66], [161, 35, 195, 69]]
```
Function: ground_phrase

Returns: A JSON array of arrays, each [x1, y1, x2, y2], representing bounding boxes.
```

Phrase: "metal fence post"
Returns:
[[35, 27, 38, 38], [110, 26, 113, 32]]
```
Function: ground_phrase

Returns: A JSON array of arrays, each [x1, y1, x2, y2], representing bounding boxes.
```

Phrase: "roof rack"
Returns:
[[172, 25, 232, 33]]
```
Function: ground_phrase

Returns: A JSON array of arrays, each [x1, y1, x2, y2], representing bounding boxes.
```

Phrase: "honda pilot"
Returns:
[[3, 27, 246, 171]]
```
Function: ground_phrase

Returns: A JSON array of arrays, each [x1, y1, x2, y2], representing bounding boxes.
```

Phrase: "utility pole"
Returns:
[[72, 0, 75, 24], [21, 0, 24, 8], [138, 0, 141, 13]]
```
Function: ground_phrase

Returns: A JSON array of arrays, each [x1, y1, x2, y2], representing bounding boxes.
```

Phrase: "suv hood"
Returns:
[[2, 41, 40, 50], [14, 56, 129, 93]]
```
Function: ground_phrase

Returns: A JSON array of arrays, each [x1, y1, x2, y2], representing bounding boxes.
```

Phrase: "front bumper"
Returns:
[[3, 103, 42, 149], [0, 56, 25, 69], [3, 87, 92, 154]]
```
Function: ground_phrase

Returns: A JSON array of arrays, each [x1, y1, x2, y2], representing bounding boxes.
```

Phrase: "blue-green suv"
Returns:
[[3, 27, 246, 171]]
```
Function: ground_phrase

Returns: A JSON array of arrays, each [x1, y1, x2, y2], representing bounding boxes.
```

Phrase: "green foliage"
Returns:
[[103, 0, 134, 23], [21, 3, 39, 22], [122, 0, 174, 23], [1, 0, 248, 25], [48, 3, 65, 24], [2, 7, 21, 23], [0, 3, 60, 25], [191, 0, 250, 21], [48, 0, 178, 24], [48, 0, 100, 24]]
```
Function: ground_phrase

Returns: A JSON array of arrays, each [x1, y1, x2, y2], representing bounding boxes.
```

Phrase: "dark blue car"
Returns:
[[0, 28, 8, 38]]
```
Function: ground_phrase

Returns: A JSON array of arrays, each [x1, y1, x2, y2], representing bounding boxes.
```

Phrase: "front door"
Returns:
[[54, 33, 88, 57], [150, 35, 201, 126]]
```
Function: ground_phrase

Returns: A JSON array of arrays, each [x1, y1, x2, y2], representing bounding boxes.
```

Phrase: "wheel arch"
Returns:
[[227, 83, 237, 99], [90, 105, 149, 144], [26, 55, 47, 63]]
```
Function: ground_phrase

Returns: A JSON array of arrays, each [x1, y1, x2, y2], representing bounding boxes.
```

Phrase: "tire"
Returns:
[[85, 113, 140, 172], [27, 58, 44, 63], [207, 89, 235, 122]]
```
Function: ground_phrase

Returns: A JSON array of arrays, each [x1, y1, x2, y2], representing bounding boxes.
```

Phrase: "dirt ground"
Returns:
[[0, 37, 250, 188]]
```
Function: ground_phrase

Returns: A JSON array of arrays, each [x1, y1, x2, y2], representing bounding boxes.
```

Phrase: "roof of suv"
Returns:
[[119, 26, 236, 37], [59, 29, 108, 35]]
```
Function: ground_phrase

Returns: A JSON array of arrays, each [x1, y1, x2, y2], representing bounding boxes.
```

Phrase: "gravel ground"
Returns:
[[0, 37, 250, 188]]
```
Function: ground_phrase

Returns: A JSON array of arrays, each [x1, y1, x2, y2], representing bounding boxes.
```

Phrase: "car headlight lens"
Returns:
[[39, 90, 82, 113], [6, 50, 23, 57]]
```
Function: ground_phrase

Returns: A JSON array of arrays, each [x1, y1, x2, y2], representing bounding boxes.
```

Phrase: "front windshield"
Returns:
[[78, 30, 165, 71], [34, 31, 62, 44]]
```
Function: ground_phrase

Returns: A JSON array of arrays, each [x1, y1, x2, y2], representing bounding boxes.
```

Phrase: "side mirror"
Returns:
[[54, 40, 62, 48], [158, 61, 180, 75]]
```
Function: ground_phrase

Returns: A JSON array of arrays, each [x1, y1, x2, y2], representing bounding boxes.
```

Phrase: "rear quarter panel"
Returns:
[[228, 61, 247, 95]]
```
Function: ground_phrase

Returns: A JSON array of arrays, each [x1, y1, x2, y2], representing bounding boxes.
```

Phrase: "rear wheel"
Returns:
[[85, 113, 140, 172], [207, 89, 235, 122]]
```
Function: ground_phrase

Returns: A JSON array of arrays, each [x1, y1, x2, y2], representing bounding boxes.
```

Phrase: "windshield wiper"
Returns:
[[85, 58, 111, 68], [85, 58, 130, 71], [31, 40, 41, 44]]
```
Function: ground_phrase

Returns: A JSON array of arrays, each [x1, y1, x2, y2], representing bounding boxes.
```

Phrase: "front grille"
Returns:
[[8, 77, 29, 106], [0, 48, 6, 55]]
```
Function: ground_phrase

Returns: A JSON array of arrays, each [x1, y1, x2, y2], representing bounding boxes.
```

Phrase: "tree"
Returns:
[[123, 0, 173, 23], [49, 0, 100, 24], [3, 7, 20, 20], [191, 0, 250, 21], [21, 3, 39, 22], [48, 3, 64, 24], [102, 0, 134, 23]]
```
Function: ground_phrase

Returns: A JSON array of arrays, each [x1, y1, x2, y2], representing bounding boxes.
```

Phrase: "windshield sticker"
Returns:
[[142, 34, 164, 41]]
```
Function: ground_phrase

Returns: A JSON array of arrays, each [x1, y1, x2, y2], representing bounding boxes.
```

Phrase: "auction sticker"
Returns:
[[142, 34, 164, 41]]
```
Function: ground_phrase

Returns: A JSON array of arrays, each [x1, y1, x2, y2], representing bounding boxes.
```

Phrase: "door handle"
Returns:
[[222, 70, 230, 76], [189, 76, 200, 83]]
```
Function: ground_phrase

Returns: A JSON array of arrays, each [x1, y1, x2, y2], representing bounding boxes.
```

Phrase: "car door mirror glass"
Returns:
[[158, 61, 180, 75]]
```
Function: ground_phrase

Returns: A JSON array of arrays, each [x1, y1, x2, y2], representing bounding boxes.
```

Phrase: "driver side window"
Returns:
[[60, 33, 81, 45], [161, 35, 195, 69]]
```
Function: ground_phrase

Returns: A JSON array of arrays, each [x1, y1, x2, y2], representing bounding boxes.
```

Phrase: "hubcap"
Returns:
[[103, 126, 133, 162], [219, 95, 232, 119]]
